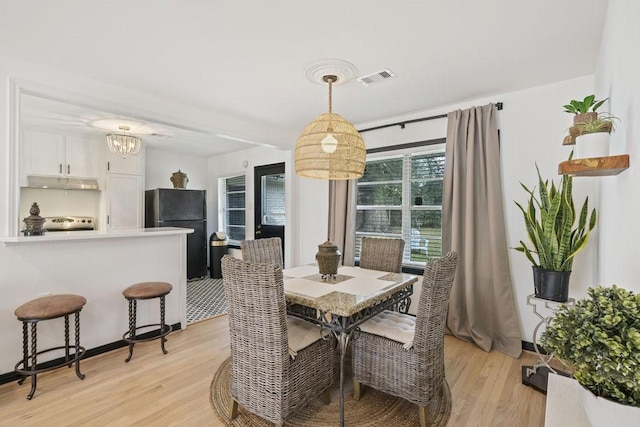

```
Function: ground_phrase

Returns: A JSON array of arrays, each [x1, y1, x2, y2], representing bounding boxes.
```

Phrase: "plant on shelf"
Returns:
[[562, 95, 620, 157], [563, 94, 608, 115], [513, 161, 597, 302], [573, 113, 619, 135], [540, 285, 640, 425]]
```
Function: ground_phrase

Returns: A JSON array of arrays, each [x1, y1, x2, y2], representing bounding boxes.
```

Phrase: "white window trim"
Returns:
[[356, 144, 445, 267], [218, 173, 246, 246]]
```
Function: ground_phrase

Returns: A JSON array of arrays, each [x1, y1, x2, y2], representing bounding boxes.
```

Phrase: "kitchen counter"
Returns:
[[0, 228, 191, 377], [0, 227, 193, 244]]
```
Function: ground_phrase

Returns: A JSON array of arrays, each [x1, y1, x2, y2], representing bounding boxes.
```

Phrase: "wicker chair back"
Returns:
[[241, 237, 284, 267], [359, 237, 405, 272], [352, 251, 458, 427], [221, 255, 334, 425]]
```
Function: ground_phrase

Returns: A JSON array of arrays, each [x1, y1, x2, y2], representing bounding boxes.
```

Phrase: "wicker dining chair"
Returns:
[[221, 255, 334, 426], [241, 237, 284, 267], [359, 237, 405, 272], [352, 251, 458, 427]]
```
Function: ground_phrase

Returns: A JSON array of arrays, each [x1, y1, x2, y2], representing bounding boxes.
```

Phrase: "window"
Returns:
[[355, 147, 444, 265], [219, 174, 246, 245]]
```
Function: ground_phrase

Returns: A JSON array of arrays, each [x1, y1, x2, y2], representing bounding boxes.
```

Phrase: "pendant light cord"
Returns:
[[328, 78, 333, 114]]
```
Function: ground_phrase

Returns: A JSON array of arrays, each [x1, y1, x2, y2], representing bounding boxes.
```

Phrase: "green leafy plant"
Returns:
[[575, 114, 619, 135], [541, 285, 640, 406], [514, 162, 596, 271], [563, 94, 608, 114]]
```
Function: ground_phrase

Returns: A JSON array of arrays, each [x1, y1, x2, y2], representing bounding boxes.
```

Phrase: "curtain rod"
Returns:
[[358, 102, 503, 134]]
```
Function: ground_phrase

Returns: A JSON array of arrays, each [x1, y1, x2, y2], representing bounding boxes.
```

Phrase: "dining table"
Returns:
[[283, 263, 419, 427]]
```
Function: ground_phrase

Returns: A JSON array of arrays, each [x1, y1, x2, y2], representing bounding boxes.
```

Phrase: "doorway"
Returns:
[[254, 163, 285, 258]]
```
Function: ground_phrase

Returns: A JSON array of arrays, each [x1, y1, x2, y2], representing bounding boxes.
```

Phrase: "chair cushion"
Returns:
[[286, 315, 323, 359], [358, 310, 415, 350]]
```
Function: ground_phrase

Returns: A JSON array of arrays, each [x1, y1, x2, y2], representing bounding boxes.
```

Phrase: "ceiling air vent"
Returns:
[[357, 69, 397, 86]]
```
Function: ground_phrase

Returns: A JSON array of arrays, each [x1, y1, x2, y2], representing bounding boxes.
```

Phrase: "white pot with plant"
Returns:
[[573, 113, 619, 158], [562, 94, 620, 157], [541, 285, 640, 426]]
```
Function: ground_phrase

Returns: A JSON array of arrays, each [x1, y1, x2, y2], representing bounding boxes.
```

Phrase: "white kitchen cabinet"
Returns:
[[23, 130, 100, 178], [105, 148, 143, 175], [105, 173, 143, 230]]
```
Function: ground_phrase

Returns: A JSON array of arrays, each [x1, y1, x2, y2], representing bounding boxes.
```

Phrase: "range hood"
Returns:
[[26, 176, 100, 191]]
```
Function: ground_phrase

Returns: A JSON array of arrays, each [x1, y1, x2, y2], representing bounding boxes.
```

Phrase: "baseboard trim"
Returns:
[[522, 340, 548, 355], [0, 322, 181, 385]]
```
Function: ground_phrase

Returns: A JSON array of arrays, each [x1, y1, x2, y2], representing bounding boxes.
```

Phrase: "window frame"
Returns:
[[218, 173, 246, 246], [355, 139, 445, 268]]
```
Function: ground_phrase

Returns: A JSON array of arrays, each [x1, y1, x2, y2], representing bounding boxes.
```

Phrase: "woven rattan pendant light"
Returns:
[[295, 75, 366, 180]]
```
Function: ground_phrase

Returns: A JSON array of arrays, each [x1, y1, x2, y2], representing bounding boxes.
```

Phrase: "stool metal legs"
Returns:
[[74, 313, 85, 381], [160, 296, 168, 355], [123, 296, 172, 362], [125, 300, 137, 363], [16, 313, 85, 400]]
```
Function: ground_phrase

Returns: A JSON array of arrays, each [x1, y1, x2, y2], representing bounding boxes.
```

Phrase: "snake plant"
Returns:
[[514, 163, 597, 271]]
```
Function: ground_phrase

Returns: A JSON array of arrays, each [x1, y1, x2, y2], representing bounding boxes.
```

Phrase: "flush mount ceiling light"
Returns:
[[295, 70, 366, 180], [90, 119, 154, 134], [106, 125, 142, 158]]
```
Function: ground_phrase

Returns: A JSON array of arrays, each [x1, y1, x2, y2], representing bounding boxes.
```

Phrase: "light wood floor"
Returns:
[[0, 315, 547, 426]]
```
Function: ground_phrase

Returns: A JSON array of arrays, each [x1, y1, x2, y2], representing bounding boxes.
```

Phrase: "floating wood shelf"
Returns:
[[558, 154, 629, 176]]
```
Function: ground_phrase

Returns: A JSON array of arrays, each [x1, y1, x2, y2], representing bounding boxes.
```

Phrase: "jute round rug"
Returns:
[[210, 357, 420, 426]]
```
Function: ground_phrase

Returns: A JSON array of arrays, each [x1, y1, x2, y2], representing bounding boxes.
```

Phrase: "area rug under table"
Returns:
[[210, 357, 421, 426]]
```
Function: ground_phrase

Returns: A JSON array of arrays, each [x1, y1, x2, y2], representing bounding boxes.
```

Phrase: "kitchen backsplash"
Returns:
[[19, 188, 101, 229]]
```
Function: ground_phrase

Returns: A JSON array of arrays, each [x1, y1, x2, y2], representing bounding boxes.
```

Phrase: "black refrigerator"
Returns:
[[145, 188, 207, 280]]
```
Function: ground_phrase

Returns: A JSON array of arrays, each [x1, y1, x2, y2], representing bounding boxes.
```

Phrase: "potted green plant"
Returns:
[[562, 94, 610, 146], [563, 94, 608, 124], [540, 285, 640, 426], [514, 162, 597, 302], [572, 113, 620, 158]]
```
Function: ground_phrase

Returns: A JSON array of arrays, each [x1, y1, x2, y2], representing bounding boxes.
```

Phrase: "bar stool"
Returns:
[[122, 281, 173, 362], [14, 294, 87, 400]]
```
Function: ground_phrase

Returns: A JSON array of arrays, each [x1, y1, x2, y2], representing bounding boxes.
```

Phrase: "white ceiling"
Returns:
[[0, 0, 609, 157]]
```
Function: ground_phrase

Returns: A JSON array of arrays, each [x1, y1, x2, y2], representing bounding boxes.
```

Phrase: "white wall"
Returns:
[[145, 148, 208, 191], [595, 0, 640, 292]]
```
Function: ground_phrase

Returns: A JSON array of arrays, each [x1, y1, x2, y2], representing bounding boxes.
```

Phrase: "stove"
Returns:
[[42, 216, 96, 231]]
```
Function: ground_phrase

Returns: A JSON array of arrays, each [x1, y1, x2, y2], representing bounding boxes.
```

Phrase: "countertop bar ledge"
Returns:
[[0, 227, 194, 244]]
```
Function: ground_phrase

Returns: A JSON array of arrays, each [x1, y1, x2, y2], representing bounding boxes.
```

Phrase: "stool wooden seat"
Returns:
[[14, 294, 87, 400], [122, 281, 173, 362]]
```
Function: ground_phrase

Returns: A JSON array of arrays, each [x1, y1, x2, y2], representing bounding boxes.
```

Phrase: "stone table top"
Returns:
[[283, 264, 419, 317]]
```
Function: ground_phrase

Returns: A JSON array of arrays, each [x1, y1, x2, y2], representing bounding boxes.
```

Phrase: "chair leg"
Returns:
[[229, 399, 238, 420], [418, 405, 427, 427], [353, 380, 362, 401], [319, 387, 331, 404]]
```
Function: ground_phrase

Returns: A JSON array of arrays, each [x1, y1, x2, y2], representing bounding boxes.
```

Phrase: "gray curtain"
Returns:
[[328, 180, 356, 266], [443, 103, 522, 358]]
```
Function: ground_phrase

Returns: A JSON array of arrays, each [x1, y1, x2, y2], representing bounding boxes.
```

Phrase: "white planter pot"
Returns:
[[575, 132, 610, 158], [580, 385, 640, 427]]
